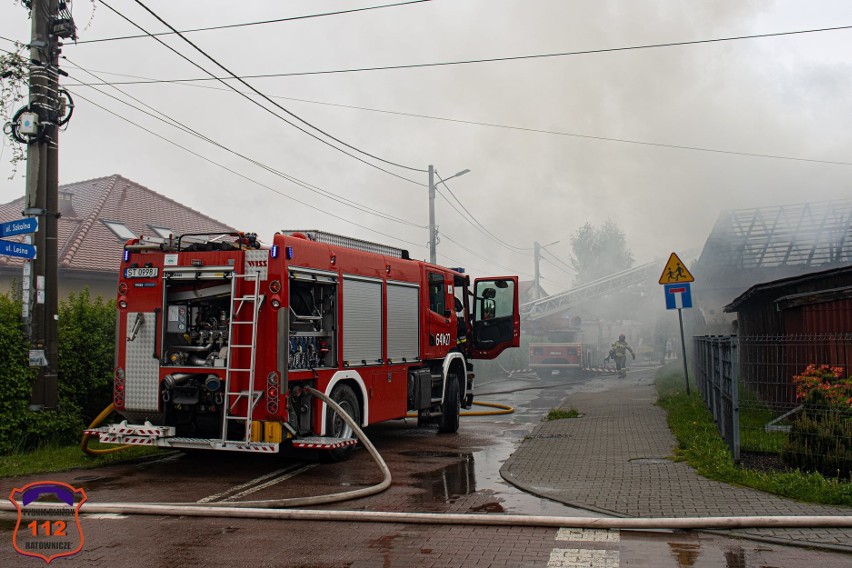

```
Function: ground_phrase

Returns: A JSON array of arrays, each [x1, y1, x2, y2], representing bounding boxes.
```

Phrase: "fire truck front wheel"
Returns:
[[323, 384, 361, 462], [438, 373, 461, 434]]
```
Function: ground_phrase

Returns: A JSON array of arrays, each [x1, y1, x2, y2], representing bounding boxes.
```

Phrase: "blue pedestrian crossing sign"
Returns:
[[664, 283, 693, 310]]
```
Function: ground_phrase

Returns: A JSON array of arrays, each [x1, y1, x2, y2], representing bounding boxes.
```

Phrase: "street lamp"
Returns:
[[534, 240, 560, 300], [428, 165, 470, 264]]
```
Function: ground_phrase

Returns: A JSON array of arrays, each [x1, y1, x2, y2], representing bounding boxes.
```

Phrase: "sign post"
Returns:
[[659, 252, 694, 395]]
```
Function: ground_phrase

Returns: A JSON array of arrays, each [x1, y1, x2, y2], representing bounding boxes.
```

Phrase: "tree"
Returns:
[[0, 44, 28, 178], [569, 220, 634, 285]]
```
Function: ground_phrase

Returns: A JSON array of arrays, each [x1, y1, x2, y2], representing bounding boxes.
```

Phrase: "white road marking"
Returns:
[[83, 513, 128, 520], [547, 548, 620, 568], [196, 464, 305, 503], [556, 528, 620, 543], [220, 464, 318, 502]]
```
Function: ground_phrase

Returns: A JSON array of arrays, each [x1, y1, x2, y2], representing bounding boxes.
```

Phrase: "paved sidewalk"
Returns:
[[500, 368, 852, 552]]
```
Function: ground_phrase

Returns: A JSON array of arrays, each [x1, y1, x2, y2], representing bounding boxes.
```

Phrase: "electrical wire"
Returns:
[[63, 67, 852, 169], [62, 65, 534, 275], [540, 255, 575, 278], [441, 232, 532, 277], [126, 0, 427, 176], [70, 22, 852, 83], [95, 1, 426, 187], [64, 60, 424, 229], [539, 247, 576, 274], [436, 175, 533, 253], [76, 1, 431, 44], [68, 89, 426, 251]]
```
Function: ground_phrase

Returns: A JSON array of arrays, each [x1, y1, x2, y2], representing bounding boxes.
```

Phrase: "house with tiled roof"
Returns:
[[0, 175, 237, 299]]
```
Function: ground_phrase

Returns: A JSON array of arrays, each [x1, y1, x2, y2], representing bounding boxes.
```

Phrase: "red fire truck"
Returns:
[[85, 230, 519, 459]]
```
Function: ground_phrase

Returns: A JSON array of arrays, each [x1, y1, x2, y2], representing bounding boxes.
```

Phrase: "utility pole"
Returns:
[[533, 240, 559, 301], [428, 164, 436, 264], [22, 0, 73, 410], [427, 165, 469, 265], [534, 241, 541, 300]]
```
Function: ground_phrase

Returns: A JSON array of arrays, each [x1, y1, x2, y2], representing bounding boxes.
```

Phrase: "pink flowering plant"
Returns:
[[792, 364, 852, 409]]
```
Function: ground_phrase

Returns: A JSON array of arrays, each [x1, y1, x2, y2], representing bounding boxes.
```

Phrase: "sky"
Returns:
[[1, 0, 852, 293]]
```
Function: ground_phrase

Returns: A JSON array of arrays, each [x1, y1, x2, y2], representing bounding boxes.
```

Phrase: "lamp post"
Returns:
[[428, 165, 470, 264], [534, 240, 560, 300]]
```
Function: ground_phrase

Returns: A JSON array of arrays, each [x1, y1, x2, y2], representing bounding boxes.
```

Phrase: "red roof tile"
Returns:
[[0, 174, 236, 273]]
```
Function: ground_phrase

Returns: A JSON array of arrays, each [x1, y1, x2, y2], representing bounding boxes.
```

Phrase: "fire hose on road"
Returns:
[[9, 388, 850, 530]]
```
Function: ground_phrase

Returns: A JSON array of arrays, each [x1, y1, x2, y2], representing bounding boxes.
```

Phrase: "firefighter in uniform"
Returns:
[[610, 334, 635, 378]]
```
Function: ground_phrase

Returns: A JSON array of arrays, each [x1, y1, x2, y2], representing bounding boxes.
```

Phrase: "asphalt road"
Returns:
[[2, 369, 850, 567]]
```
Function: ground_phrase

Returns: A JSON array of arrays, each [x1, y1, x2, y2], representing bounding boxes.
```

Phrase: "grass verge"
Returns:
[[656, 366, 852, 507], [0, 443, 164, 478], [546, 408, 579, 420]]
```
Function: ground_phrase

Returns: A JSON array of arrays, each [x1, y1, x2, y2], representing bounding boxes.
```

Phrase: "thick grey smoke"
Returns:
[[1, 0, 850, 290]]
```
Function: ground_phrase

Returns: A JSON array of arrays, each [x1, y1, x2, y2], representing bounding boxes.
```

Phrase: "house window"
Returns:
[[149, 226, 174, 239], [103, 221, 136, 241]]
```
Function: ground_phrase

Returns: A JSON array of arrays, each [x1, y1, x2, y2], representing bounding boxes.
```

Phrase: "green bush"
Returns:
[[0, 289, 115, 455], [781, 365, 852, 479], [782, 408, 852, 479], [57, 289, 116, 423]]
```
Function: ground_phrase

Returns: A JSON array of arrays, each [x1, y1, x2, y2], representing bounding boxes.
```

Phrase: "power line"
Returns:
[[540, 247, 576, 274], [68, 89, 427, 251], [65, 63, 422, 226], [64, 61, 425, 229], [129, 0, 427, 175], [441, 232, 532, 277], [67, 23, 852, 82], [76, 1, 431, 44], [437, 172, 533, 253], [96, 0, 426, 186], [62, 65, 852, 169], [540, 255, 575, 278]]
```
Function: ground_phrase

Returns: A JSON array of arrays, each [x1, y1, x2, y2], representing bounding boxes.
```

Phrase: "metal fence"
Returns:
[[694, 334, 852, 478], [694, 336, 739, 461]]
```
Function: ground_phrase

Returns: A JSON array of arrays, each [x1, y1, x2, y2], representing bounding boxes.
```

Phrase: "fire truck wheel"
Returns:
[[438, 374, 461, 434], [323, 384, 361, 462]]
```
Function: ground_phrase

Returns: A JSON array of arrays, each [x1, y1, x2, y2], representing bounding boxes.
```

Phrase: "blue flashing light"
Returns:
[[123, 249, 130, 262], [449, 266, 465, 274], [271, 244, 279, 259], [286, 246, 294, 260]]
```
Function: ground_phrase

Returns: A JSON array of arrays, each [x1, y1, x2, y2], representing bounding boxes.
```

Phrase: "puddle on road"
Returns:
[[724, 546, 746, 568], [405, 434, 604, 518], [668, 542, 702, 566], [412, 454, 476, 503]]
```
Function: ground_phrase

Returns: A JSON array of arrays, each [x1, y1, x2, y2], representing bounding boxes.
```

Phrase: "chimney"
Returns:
[[58, 190, 77, 218]]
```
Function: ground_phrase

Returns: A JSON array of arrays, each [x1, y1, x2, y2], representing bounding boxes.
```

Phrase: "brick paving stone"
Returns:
[[500, 369, 852, 551]]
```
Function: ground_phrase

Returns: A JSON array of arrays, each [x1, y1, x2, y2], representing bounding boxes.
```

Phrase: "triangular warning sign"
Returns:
[[659, 252, 694, 284]]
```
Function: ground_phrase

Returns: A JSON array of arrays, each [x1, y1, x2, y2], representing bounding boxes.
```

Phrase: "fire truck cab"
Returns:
[[87, 230, 519, 459]]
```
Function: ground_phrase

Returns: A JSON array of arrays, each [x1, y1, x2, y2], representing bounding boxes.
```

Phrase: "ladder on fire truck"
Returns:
[[220, 269, 263, 444], [520, 261, 659, 321]]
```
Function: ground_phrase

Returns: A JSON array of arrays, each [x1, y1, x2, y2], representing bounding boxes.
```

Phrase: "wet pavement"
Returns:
[[1, 367, 851, 566], [500, 367, 852, 553]]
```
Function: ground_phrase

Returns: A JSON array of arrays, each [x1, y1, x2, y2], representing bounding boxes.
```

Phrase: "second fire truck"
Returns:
[[86, 230, 519, 460]]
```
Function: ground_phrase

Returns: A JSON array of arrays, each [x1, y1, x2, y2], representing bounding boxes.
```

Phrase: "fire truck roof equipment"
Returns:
[[280, 230, 410, 260]]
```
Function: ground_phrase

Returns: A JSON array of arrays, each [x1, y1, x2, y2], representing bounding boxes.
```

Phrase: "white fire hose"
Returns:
[[4, 387, 852, 530]]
